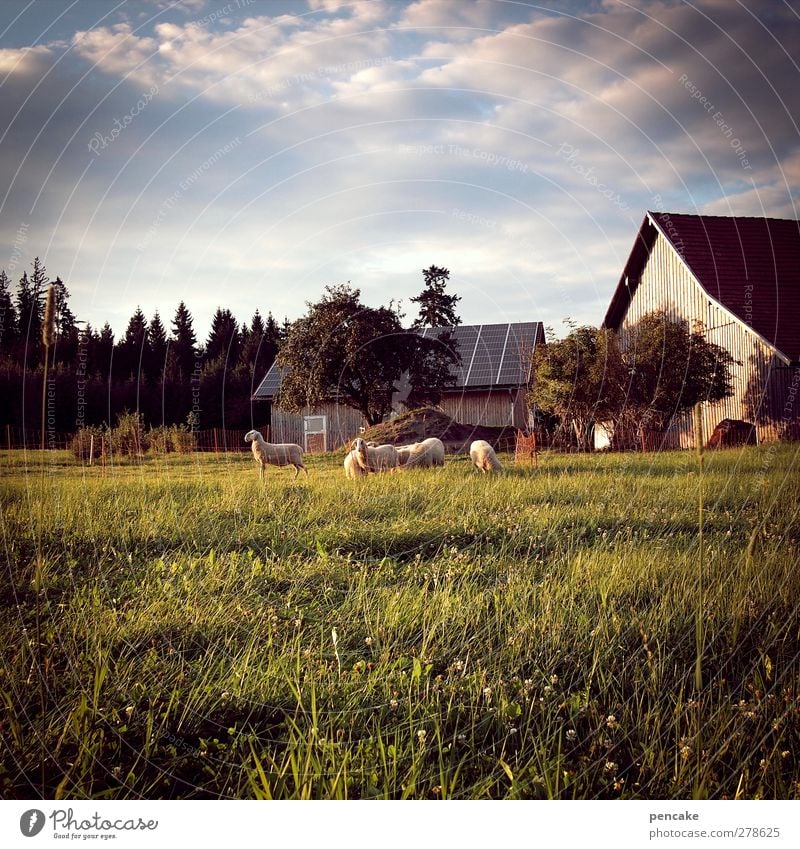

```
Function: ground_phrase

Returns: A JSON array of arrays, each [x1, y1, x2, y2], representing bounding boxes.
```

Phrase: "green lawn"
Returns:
[[1, 445, 799, 799]]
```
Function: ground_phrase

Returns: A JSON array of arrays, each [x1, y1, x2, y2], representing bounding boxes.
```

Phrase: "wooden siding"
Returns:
[[437, 388, 528, 429], [269, 387, 529, 452], [621, 230, 799, 446], [270, 403, 365, 451]]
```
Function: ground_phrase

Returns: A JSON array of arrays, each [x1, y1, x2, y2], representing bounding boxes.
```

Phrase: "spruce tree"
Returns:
[[116, 307, 148, 380], [146, 311, 168, 381], [205, 307, 240, 365], [170, 301, 198, 380], [0, 269, 17, 352], [410, 266, 461, 328]]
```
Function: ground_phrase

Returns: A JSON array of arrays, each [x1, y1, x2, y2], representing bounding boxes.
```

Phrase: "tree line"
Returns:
[[0, 257, 284, 433]]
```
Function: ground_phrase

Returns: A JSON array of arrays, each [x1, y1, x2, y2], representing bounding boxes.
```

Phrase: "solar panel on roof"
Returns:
[[251, 321, 542, 399]]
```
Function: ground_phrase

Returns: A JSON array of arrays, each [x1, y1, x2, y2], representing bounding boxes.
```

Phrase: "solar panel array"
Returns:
[[252, 322, 543, 399]]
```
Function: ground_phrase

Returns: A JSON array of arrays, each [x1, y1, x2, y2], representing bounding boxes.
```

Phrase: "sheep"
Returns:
[[343, 448, 367, 479], [469, 439, 502, 473], [244, 430, 307, 480], [352, 437, 398, 473], [396, 437, 445, 469]]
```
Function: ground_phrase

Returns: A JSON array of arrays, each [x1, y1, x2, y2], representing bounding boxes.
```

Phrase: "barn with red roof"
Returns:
[[604, 211, 800, 446]]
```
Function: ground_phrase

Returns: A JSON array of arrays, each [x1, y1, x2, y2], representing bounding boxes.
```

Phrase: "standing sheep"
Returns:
[[353, 437, 398, 473], [470, 439, 502, 473], [343, 448, 367, 479], [244, 430, 308, 480]]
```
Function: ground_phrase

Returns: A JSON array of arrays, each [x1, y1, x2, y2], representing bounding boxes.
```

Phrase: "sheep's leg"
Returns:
[[260, 462, 264, 481], [292, 465, 300, 480]]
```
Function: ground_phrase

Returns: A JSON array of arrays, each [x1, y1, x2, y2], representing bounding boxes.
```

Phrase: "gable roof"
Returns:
[[252, 321, 544, 400], [604, 211, 800, 362]]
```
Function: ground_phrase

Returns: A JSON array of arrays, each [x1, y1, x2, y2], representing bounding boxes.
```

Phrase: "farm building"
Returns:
[[603, 211, 800, 447], [252, 322, 545, 451]]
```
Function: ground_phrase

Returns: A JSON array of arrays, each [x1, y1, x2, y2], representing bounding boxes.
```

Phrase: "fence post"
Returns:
[[89, 434, 94, 466], [6, 424, 10, 452], [213, 428, 219, 454]]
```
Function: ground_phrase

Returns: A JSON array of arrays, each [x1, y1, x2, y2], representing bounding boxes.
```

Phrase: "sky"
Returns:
[[1, 0, 798, 340]]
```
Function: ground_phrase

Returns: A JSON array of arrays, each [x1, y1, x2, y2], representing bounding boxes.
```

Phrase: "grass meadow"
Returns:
[[1, 444, 799, 799]]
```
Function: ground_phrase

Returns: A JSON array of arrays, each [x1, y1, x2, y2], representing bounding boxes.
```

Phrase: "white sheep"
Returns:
[[244, 430, 308, 480], [469, 439, 502, 473], [353, 437, 398, 473], [343, 448, 367, 479], [396, 437, 445, 469]]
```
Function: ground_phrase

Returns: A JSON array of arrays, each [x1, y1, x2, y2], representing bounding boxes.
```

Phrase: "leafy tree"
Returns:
[[277, 284, 416, 425], [410, 265, 461, 328], [621, 310, 736, 437], [529, 325, 626, 451], [169, 301, 198, 380], [403, 330, 460, 409]]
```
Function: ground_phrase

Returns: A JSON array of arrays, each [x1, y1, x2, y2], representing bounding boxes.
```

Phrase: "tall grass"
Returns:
[[1, 445, 799, 799]]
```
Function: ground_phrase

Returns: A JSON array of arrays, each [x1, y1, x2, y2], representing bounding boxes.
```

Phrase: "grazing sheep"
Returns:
[[343, 448, 367, 479], [244, 430, 307, 480], [353, 437, 398, 473], [396, 437, 445, 469], [470, 439, 502, 473]]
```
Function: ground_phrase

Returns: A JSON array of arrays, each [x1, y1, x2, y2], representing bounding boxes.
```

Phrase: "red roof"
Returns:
[[604, 212, 800, 362]]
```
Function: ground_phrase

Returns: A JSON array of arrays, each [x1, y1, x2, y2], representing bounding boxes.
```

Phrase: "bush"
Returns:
[[69, 426, 105, 462], [107, 411, 149, 459]]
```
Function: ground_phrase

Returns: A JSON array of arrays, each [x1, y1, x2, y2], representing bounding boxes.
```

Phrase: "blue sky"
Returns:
[[1, 0, 798, 339]]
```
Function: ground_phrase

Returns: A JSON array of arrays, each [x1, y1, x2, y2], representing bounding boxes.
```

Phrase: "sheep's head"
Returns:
[[244, 430, 259, 443], [353, 437, 368, 463]]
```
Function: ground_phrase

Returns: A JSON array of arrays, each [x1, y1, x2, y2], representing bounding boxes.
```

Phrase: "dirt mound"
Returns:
[[361, 407, 516, 454]]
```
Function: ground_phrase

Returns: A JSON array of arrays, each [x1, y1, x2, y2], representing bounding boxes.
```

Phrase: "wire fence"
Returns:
[[1, 425, 269, 455]]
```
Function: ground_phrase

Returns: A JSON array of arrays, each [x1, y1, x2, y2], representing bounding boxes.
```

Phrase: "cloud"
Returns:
[[1, 0, 797, 338]]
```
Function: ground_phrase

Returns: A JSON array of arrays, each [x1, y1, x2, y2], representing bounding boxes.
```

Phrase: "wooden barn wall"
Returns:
[[270, 403, 365, 451], [621, 230, 798, 446], [437, 388, 527, 429], [268, 388, 530, 451]]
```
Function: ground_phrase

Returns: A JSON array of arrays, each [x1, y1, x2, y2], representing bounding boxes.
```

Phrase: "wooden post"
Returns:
[[6, 424, 10, 452], [89, 434, 94, 466], [213, 428, 219, 454]]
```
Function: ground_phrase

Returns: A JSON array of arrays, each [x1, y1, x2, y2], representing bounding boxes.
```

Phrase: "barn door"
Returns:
[[303, 415, 327, 453]]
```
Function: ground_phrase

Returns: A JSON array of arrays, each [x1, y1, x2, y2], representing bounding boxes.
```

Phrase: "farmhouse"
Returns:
[[603, 211, 800, 446], [252, 322, 545, 450]]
